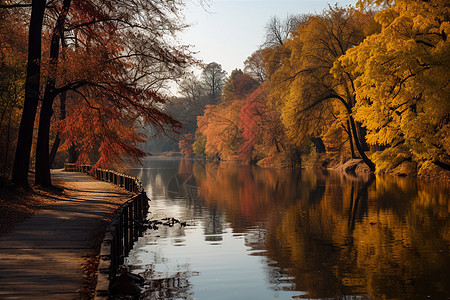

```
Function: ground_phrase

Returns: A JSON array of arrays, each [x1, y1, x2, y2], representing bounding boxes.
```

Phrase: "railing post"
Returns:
[[133, 199, 138, 241], [123, 205, 129, 254], [110, 226, 118, 272], [136, 194, 141, 222], [118, 212, 124, 264], [128, 202, 134, 249], [69, 166, 150, 297]]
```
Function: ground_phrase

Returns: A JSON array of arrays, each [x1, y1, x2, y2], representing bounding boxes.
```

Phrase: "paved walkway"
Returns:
[[0, 170, 132, 299]]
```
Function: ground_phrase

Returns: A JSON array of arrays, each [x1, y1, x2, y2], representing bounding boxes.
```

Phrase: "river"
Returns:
[[124, 158, 449, 299]]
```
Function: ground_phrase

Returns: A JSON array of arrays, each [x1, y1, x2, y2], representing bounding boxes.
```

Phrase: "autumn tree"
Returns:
[[266, 7, 377, 170], [192, 133, 206, 157], [0, 11, 27, 175], [34, 0, 72, 186], [263, 15, 307, 48], [197, 100, 243, 161], [239, 84, 287, 164], [195, 70, 258, 160], [2, 0, 194, 186], [1, 0, 47, 186], [356, 0, 394, 11], [179, 133, 194, 158], [172, 63, 225, 153], [244, 49, 267, 84], [222, 69, 258, 102], [174, 75, 208, 132], [334, 0, 450, 173]]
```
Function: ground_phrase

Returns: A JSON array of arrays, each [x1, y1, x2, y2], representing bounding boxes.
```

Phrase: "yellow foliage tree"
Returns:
[[334, 0, 450, 173], [197, 100, 243, 161], [267, 7, 378, 169]]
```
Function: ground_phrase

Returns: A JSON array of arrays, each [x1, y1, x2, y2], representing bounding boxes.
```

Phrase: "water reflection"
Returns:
[[125, 158, 449, 299]]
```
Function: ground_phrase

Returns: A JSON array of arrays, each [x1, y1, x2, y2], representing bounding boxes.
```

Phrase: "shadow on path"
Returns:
[[0, 170, 133, 299]]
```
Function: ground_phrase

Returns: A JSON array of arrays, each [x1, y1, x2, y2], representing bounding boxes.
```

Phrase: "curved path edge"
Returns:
[[0, 169, 133, 299]]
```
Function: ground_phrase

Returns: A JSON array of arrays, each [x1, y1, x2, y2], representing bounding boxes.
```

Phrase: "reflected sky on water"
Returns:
[[125, 158, 450, 299]]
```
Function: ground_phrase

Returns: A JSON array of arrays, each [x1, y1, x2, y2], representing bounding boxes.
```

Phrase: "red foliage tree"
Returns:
[[239, 84, 285, 163], [4, 0, 194, 186], [179, 134, 194, 158]]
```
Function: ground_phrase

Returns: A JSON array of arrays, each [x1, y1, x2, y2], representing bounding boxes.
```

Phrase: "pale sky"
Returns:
[[180, 0, 358, 75]]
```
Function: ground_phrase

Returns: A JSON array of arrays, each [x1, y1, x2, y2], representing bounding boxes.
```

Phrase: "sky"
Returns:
[[179, 0, 358, 75]]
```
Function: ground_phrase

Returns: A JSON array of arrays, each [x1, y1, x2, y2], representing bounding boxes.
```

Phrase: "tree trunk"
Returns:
[[35, 0, 72, 186], [35, 93, 54, 186], [356, 121, 369, 152], [49, 134, 61, 169], [49, 91, 66, 168], [311, 137, 326, 153], [274, 138, 280, 153], [3, 111, 12, 173], [332, 93, 374, 171], [12, 0, 46, 186], [349, 115, 375, 171], [68, 143, 79, 163], [347, 119, 356, 158]]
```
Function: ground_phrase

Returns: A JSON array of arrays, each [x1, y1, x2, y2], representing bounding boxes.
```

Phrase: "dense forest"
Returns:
[[176, 0, 449, 178], [0, 0, 448, 185]]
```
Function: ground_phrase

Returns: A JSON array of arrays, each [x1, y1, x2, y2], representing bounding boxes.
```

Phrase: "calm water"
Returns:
[[124, 158, 450, 299]]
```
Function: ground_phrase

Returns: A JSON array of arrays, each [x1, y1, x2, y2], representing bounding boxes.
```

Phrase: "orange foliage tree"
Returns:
[[0, 11, 27, 176], [179, 134, 194, 158], [196, 70, 258, 161], [3, 0, 194, 186]]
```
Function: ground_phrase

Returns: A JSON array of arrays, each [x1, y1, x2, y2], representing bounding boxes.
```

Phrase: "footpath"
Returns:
[[0, 169, 132, 299]]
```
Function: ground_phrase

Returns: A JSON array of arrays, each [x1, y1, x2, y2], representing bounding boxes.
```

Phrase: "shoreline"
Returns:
[[150, 153, 450, 182]]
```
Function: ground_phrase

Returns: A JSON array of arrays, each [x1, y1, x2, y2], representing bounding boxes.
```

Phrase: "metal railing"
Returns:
[[64, 163, 149, 299]]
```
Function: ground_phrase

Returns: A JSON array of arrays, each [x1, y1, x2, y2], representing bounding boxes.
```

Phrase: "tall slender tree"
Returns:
[[1, 0, 46, 186]]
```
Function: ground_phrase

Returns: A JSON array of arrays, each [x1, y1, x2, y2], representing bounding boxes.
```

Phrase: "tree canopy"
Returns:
[[1, 0, 448, 181], [334, 0, 450, 173], [1, 0, 195, 186], [181, 2, 449, 177]]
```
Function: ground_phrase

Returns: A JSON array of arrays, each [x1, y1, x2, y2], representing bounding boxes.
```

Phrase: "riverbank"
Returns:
[[174, 150, 450, 182], [320, 156, 450, 182], [0, 170, 132, 299]]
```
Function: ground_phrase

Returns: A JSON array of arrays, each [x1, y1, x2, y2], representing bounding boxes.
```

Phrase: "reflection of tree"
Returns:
[[344, 180, 450, 299], [203, 207, 224, 242], [266, 174, 449, 299], [132, 160, 449, 299], [347, 175, 374, 231], [193, 162, 306, 232], [139, 269, 194, 299], [191, 161, 449, 298]]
